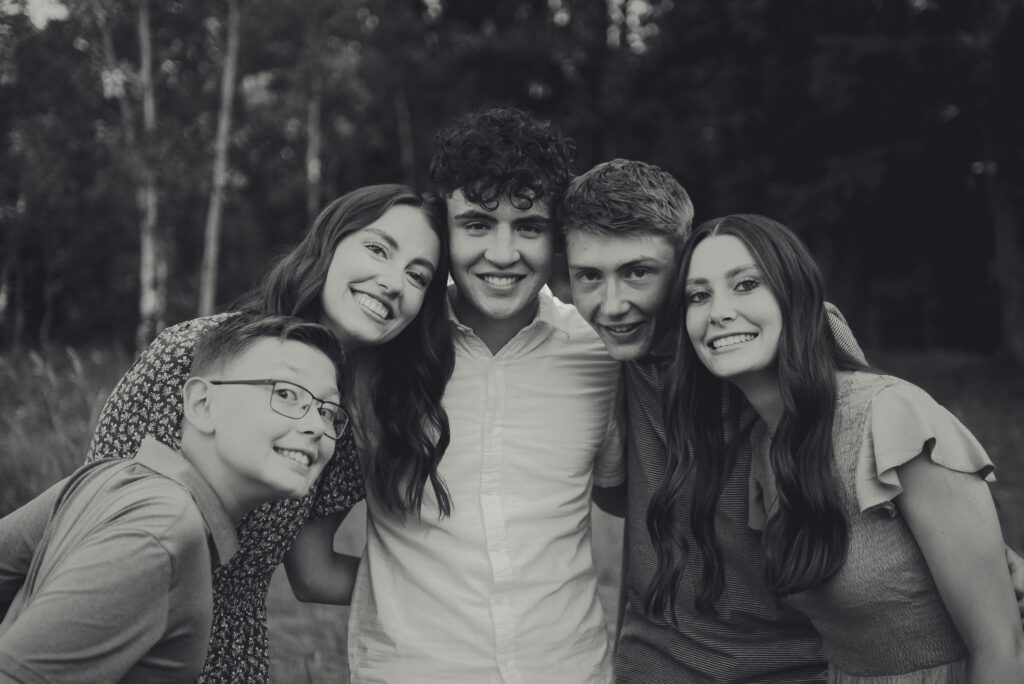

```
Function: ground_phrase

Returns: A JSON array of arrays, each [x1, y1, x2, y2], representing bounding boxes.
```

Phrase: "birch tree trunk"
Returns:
[[305, 77, 323, 222], [134, 0, 165, 352], [198, 0, 241, 316]]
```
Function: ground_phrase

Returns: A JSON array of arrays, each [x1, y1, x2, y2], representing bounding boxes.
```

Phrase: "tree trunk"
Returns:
[[199, 0, 241, 317], [134, 0, 163, 353], [305, 78, 323, 221]]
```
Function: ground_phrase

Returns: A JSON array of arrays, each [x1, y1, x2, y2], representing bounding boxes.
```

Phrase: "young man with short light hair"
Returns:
[[0, 314, 344, 684]]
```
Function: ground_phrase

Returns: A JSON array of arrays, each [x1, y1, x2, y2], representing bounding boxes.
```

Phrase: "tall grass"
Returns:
[[1, 346, 129, 516]]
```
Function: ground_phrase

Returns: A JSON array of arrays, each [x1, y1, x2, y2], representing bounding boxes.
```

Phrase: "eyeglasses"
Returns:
[[207, 379, 349, 440]]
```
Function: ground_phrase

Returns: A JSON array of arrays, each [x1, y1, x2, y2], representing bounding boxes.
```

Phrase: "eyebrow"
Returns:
[[686, 263, 759, 284], [452, 210, 553, 228], [366, 227, 437, 272]]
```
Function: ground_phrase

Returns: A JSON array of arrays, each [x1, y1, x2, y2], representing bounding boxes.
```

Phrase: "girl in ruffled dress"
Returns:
[[653, 213, 1024, 683]]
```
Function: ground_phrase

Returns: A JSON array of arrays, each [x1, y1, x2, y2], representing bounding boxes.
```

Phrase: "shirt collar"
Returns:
[[135, 437, 240, 566], [445, 284, 572, 340]]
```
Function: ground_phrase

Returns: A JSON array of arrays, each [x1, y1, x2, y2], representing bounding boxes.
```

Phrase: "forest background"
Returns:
[[1, 0, 1023, 680]]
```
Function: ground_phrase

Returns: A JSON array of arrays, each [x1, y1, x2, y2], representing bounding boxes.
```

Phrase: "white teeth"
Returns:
[[353, 292, 391, 320], [711, 333, 757, 350], [606, 323, 640, 334], [481, 275, 521, 286], [276, 449, 310, 467]]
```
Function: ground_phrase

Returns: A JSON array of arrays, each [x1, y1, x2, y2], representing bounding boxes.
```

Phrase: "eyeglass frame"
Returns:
[[206, 378, 349, 440]]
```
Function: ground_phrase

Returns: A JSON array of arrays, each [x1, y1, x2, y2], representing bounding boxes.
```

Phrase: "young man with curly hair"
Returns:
[[345, 107, 622, 683]]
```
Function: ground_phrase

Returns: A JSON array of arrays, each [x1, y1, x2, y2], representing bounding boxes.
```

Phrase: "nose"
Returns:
[[375, 264, 403, 297], [296, 402, 328, 439], [599, 279, 630, 318], [708, 294, 735, 325], [483, 226, 520, 267]]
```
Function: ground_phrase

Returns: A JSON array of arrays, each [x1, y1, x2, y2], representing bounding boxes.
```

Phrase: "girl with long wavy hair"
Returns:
[[652, 213, 1023, 683], [86, 183, 455, 683]]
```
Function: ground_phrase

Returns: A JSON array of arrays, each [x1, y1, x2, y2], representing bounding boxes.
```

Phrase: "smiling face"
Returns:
[[319, 204, 441, 350], [684, 234, 783, 394], [446, 189, 555, 332], [566, 231, 678, 361], [208, 337, 340, 504]]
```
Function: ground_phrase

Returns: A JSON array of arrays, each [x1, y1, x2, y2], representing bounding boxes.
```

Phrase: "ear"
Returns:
[[182, 377, 217, 435]]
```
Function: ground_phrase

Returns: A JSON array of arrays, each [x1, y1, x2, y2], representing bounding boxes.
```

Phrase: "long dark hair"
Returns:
[[649, 214, 864, 617], [236, 184, 456, 517]]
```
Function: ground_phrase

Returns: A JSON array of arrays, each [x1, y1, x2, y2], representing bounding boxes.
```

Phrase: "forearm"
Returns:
[[285, 551, 360, 605], [283, 512, 359, 605]]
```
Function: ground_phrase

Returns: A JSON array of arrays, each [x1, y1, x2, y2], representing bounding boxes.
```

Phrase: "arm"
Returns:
[[896, 454, 1024, 683], [0, 479, 66, 617], [283, 511, 360, 605], [592, 484, 627, 518], [1006, 546, 1024, 622], [0, 530, 171, 683]]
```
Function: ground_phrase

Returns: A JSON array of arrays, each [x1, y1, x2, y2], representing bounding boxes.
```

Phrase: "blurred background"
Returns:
[[2, 0, 1023, 680]]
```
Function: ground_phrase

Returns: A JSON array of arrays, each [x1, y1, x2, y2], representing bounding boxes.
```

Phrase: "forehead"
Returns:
[[445, 189, 552, 222], [687, 234, 756, 276], [566, 231, 676, 270], [357, 205, 440, 260], [224, 338, 339, 397]]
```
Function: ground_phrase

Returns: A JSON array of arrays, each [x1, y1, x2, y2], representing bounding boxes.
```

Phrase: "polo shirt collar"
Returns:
[[135, 437, 240, 566], [445, 284, 571, 339]]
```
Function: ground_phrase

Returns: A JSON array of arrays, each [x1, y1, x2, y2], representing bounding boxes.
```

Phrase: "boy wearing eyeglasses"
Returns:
[[0, 313, 345, 684]]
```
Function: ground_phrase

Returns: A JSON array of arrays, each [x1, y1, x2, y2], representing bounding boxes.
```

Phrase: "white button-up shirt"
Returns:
[[348, 288, 623, 684]]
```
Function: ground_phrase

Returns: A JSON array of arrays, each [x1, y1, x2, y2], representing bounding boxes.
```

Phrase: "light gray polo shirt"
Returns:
[[0, 437, 238, 684]]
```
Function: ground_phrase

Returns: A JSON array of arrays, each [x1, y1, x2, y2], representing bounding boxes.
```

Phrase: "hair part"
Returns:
[[559, 159, 694, 248], [190, 312, 343, 381], [648, 214, 864, 618], [234, 184, 456, 518], [429, 106, 576, 213]]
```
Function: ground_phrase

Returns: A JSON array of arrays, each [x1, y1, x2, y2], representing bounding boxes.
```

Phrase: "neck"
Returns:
[[180, 438, 252, 525], [452, 291, 539, 355]]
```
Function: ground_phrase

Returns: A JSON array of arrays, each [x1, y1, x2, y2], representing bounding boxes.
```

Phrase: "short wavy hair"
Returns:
[[429, 106, 576, 211], [560, 159, 694, 247]]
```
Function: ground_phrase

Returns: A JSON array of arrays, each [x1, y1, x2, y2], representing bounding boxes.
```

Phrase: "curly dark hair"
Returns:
[[429, 106, 577, 211]]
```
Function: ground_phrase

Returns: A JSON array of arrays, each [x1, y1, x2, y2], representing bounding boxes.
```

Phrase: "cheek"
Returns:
[[685, 309, 705, 345]]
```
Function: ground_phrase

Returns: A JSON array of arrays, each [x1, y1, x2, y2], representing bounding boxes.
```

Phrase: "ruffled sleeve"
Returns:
[[854, 380, 995, 515]]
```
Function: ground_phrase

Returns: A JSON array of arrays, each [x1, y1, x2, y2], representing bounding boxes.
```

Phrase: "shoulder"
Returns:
[[547, 293, 603, 345]]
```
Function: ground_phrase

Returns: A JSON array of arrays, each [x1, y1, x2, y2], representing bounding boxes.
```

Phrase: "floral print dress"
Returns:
[[86, 314, 365, 683]]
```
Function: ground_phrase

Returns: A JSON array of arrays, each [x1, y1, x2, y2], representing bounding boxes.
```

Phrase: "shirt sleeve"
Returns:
[[0, 480, 65, 618], [86, 314, 236, 463], [854, 380, 995, 515], [0, 529, 173, 684], [593, 367, 627, 488]]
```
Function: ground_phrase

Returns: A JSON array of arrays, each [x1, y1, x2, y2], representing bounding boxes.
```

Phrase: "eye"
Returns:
[[406, 270, 431, 288], [625, 267, 652, 280], [366, 241, 389, 258], [573, 270, 601, 284], [318, 404, 339, 421], [273, 385, 300, 403], [516, 223, 546, 236], [735, 278, 759, 293], [686, 289, 710, 305], [463, 221, 490, 234]]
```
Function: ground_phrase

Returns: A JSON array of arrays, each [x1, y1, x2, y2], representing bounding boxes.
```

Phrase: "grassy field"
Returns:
[[1, 345, 1022, 682]]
